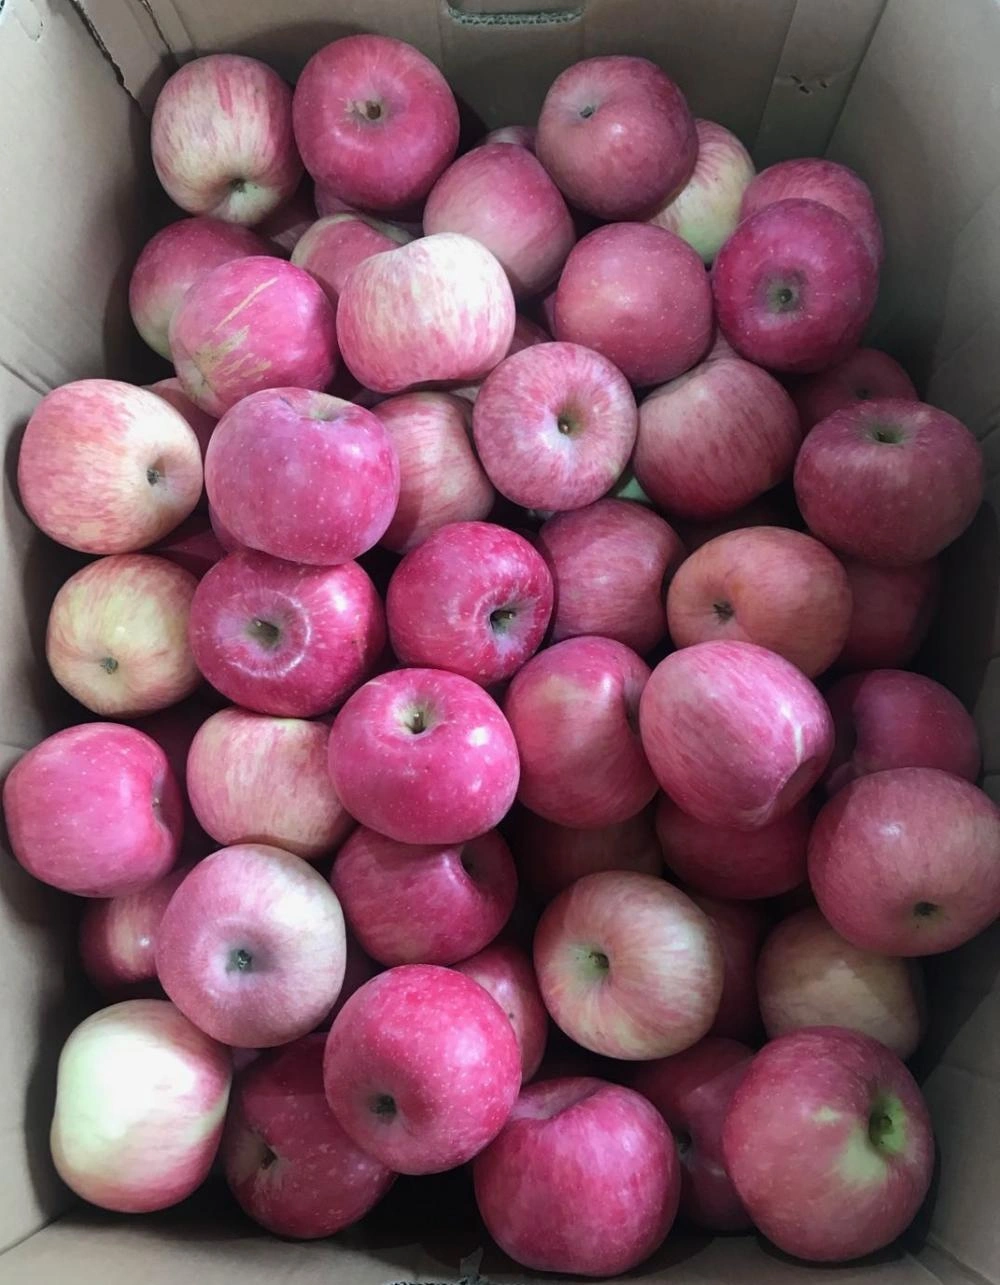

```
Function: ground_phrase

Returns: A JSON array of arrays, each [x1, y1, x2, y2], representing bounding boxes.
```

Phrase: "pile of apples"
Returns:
[[5, 31, 1000, 1276]]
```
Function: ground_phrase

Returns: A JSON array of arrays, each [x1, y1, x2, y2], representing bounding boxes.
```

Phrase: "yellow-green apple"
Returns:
[[792, 347, 917, 431], [151, 54, 302, 224], [794, 398, 984, 565], [454, 941, 548, 1082], [292, 35, 459, 211], [649, 119, 755, 263], [189, 550, 385, 717], [511, 805, 663, 903], [18, 380, 202, 554], [808, 767, 1000, 955], [537, 499, 685, 653], [722, 1028, 934, 1261], [640, 641, 833, 829], [50, 999, 231, 1212], [291, 212, 411, 308], [474, 1076, 680, 1275], [221, 1034, 394, 1238], [536, 55, 696, 220], [757, 908, 924, 1059], [386, 521, 553, 685], [323, 964, 521, 1173], [3, 723, 183, 897], [713, 199, 878, 373], [46, 554, 200, 717], [533, 871, 723, 1059], [336, 233, 515, 394], [328, 668, 519, 844], [632, 1037, 753, 1231], [692, 894, 766, 1044], [553, 224, 712, 385], [481, 124, 536, 150], [837, 556, 940, 669], [80, 865, 190, 996], [504, 637, 656, 828], [169, 257, 338, 415], [666, 526, 852, 677], [472, 342, 637, 511], [156, 844, 346, 1047]]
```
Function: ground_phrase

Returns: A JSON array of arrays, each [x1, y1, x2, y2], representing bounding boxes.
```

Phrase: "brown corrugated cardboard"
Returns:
[[1, 0, 998, 1280]]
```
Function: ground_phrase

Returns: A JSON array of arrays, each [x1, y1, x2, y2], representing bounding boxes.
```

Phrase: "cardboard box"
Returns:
[[1, 0, 998, 1280]]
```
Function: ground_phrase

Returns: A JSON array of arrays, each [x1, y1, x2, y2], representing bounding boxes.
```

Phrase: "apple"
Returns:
[[3, 723, 183, 898], [533, 871, 723, 1059], [808, 767, 1000, 956], [323, 963, 521, 1173], [156, 843, 347, 1047], [757, 908, 924, 1059], [151, 515, 225, 579], [454, 941, 548, 1082], [386, 521, 553, 685], [632, 1037, 753, 1231], [792, 347, 918, 431], [553, 223, 713, 386], [18, 379, 202, 555], [633, 356, 801, 520], [511, 805, 663, 904], [692, 894, 766, 1044], [322, 933, 381, 1028], [293, 35, 459, 211], [79, 865, 190, 997], [648, 119, 755, 264], [151, 54, 302, 224], [741, 158, 883, 265], [208, 503, 246, 554], [666, 526, 852, 677], [290, 212, 412, 308], [336, 233, 515, 394], [678, 492, 801, 551], [133, 697, 217, 859], [424, 143, 575, 298], [256, 179, 317, 254], [145, 378, 218, 467], [474, 1075, 679, 1275], [838, 556, 941, 669], [189, 550, 385, 717], [824, 669, 980, 794], [504, 637, 657, 829], [655, 794, 810, 900], [536, 55, 696, 220], [794, 398, 984, 565], [328, 667, 519, 845], [712, 199, 878, 373], [46, 554, 199, 718], [129, 218, 269, 358], [205, 387, 400, 566], [723, 1027, 934, 1261], [374, 392, 495, 552], [481, 124, 536, 150], [50, 999, 231, 1213], [187, 707, 354, 860], [537, 499, 685, 653], [169, 256, 339, 416], [221, 1033, 394, 1239], [451, 313, 551, 404], [639, 640, 833, 829]]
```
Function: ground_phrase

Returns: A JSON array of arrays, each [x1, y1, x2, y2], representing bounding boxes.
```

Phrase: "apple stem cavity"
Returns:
[[914, 900, 940, 919], [576, 946, 611, 979], [229, 947, 254, 973], [767, 279, 802, 313], [556, 413, 578, 436], [867, 1096, 906, 1154], [870, 424, 905, 445], [489, 605, 518, 633], [247, 617, 282, 649], [712, 599, 735, 622], [99, 656, 119, 674], [579, 104, 596, 119], [370, 1093, 397, 1120]]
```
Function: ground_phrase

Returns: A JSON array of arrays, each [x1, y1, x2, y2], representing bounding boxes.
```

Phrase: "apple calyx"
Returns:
[[766, 278, 802, 314], [370, 1093, 397, 1120], [100, 656, 119, 674], [913, 900, 940, 920], [869, 423, 905, 445], [247, 617, 282, 649], [228, 947, 254, 973], [712, 599, 735, 623], [489, 605, 518, 634]]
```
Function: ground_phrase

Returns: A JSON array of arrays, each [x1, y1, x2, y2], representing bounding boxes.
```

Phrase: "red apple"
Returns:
[[794, 398, 984, 565], [554, 223, 713, 386], [634, 356, 801, 520], [678, 493, 800, 552], [632, 1037, 753, 1231], [323, 964, 521, 1173], [18, 380, 202, 554], [328, 667, 519, 845], [692, 894, 766, 1043], [293, 35, 459, 211], [454, 941, 548, 1082], [151, 54, 302, 224], [723, 1028, 934, 1261], [640, 641, 833, 829], [146, 378, 218, 467], [156, 843, 346, 1047], [504, 637, 656, 829], [151, 515, 225, 580], [481, 124, 536, 150], [450, 314, 551, 404], [808, 767, 1000, 956], [133, 697, 217, 859], [80, 865, 190, 997], [792, 347, 918, 431], [538, 499, 685, 653], [209, 502, 246, 553], [170, 256, 338, 416], [837, 556, 941, 669], [472, 342, 637, 511], [511, 805, 663, 904], [221, 1033, 394, 1238], [534, 871, 723, 1059], [713, 199, 878, 373], [757, 908, 924, 1059], [666, 526, 852, 677], [536, 55, 696, 220], [741, 158, 883, 265], [331, 826, 517, 966], [256, 179, 317, 254], [290, 211, 411, 308], [189, 550, 385, 717]]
